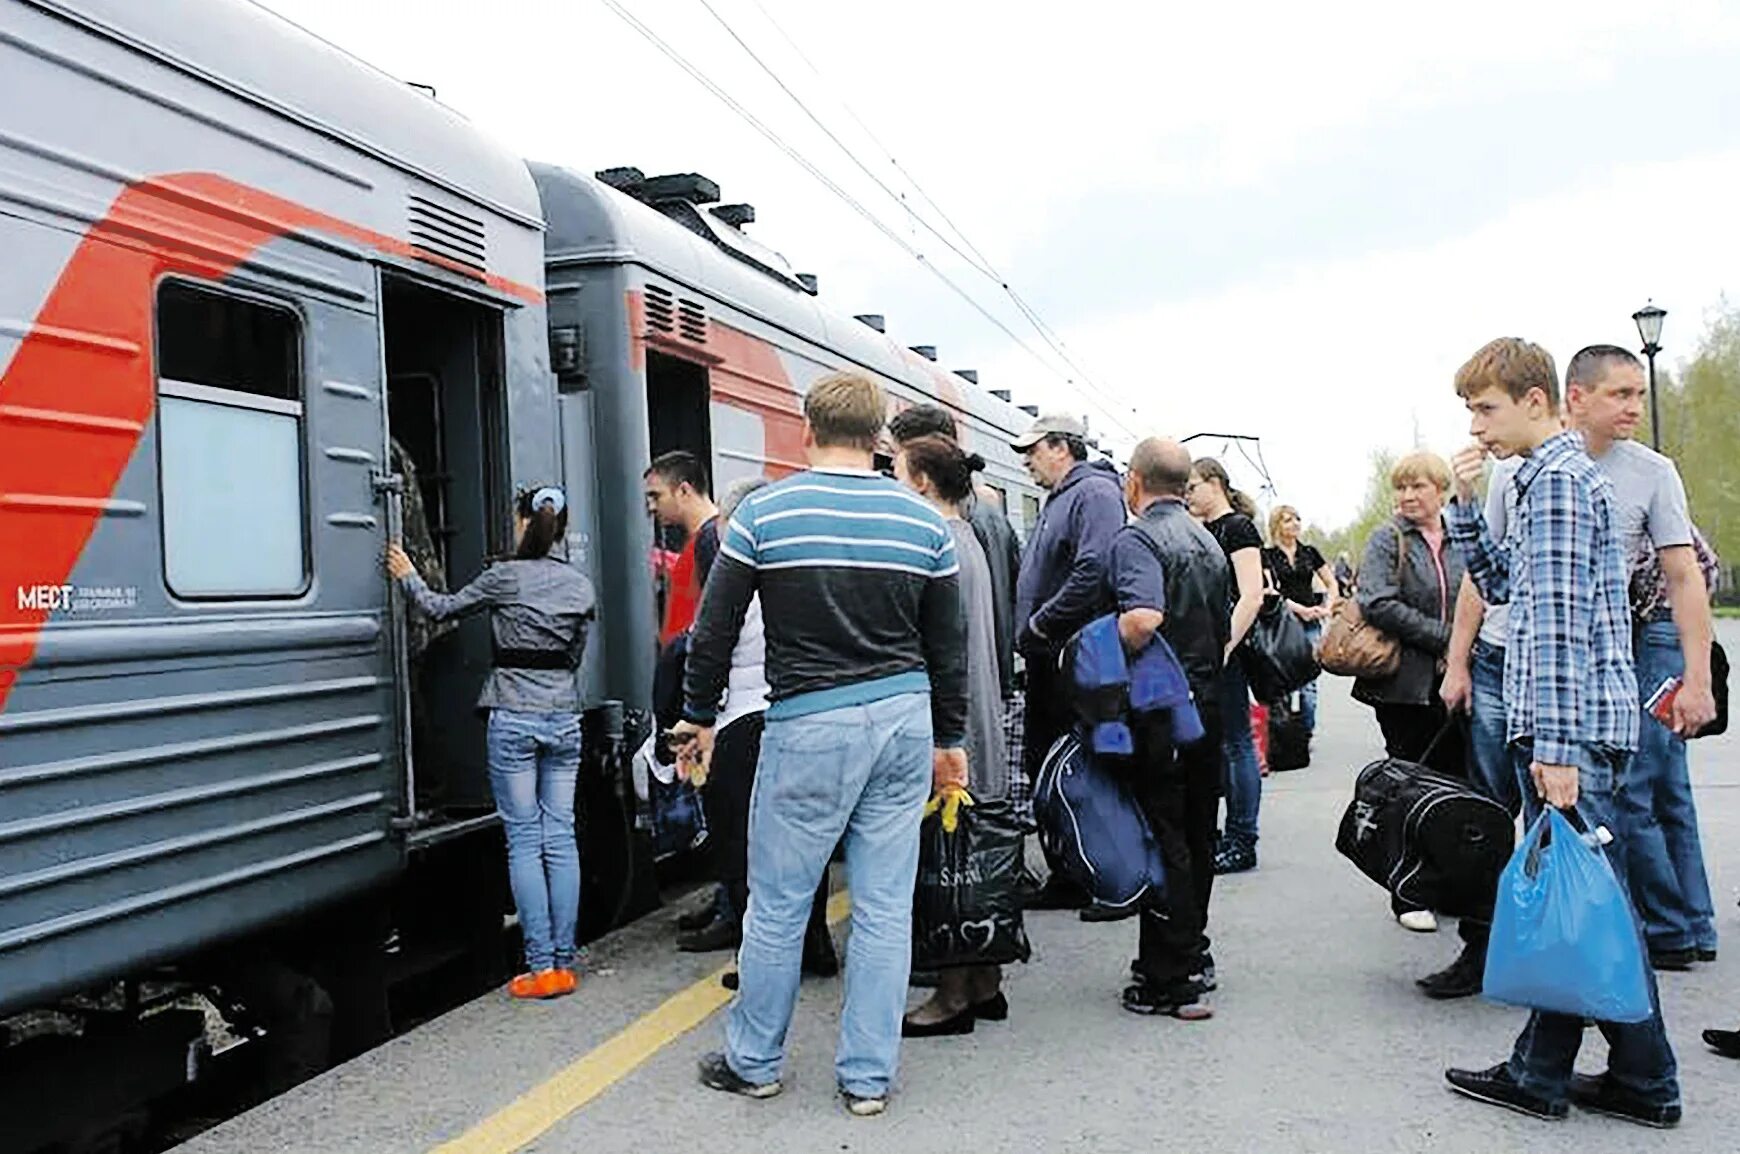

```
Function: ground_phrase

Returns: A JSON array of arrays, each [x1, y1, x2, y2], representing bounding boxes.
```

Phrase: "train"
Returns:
[[0, 0, 1067, 1147]]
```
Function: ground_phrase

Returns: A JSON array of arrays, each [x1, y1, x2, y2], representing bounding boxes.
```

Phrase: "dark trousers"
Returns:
[[1023, 651, 1078, 880], [709, 712, 829, 937], [1118, 707, 1224, 988]]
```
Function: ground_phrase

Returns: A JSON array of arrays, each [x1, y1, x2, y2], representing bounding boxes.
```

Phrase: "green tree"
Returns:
[[1642, 301, 1740, 578], [1308, 448, 1398, 573]]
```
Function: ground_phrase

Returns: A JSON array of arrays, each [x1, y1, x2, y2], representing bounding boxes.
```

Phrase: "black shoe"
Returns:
[[1696, 948, 1717, 963], [1703, 1028, 1740, 1059], [1444, 1063, 1566, 1121], [676, 914, 741, 953], [803, 927, 840, 977], [1025, 877, 1089, 910], [908, 969, 940, 989], [1650, 947, 1697, 972], [720, 969, 739, 991], [1121, 979, 1212, 1019], [1079, 902, 1139, 923], [1568, 1073, 1682, 1129], [1417, 945, 1484, 1000], [698, 1051, 780, 1100], [678, 887, 725, 932], [1192, 954, 1218, 993], [901, 1006, 976, 1037], [1213, 843, 1256, 875], [971, 992, 1009, 1021]]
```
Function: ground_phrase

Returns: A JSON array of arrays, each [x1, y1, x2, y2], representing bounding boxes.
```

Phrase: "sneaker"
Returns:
[[1444, 1063, 1566, 1121], [1568, 1072, 1681, 1129], [698, 1052, 780, 1100], [840, 1088, 887, 1117], [1121, 980, 1213, 1020], [1398, 910, 1439, 933], [1696, 948, 1717, 963], [676, 914, 742, 953], [1212, 843, 1256, 876], [1192, 955, 1218, 993], [1702, 1027, 1740, 1059], [720, 969, 739, 992], [1417, 945, 1483, 1000], [508, 969, 575, 1000], [1650, 947, 1697, 972]]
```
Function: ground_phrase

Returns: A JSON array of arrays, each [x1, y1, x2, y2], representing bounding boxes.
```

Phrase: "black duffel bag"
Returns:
[[1240, 595, 1319, 703], [913, 797, 1032, 969], [1335, 756, 1514, 916]]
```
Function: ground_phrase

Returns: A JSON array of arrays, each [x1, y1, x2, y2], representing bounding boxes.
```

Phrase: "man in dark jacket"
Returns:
[[1012, 413, 1127, 908]]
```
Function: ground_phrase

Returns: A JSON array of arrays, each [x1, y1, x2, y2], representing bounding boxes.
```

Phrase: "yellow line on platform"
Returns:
[[431, 889, 852, 1154]]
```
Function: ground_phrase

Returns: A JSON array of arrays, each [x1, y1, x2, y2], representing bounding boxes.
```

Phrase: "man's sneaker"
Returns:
[[1121, 980, 1213, 1020], [1702, 1027, 1740, 1059], [840, 1088, 887, 1117], [1192, 956, 1218, 993], [1212, 843, 1256, 876], [1649, 946, 1697, 971], [1417, 945, 1483, 1000], [719, 969, 739, 992], [678, 886, 726, 932], [1696, 948, 1718, 963], [1568, 1072, 1681, 1129], [676, 914, 741, 953], [698, 1052, 780, 1100], [1444, 1063, 1566, 1121]]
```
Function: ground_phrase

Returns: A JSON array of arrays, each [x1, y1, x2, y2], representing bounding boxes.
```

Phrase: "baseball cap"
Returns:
[[1010, 413, 1088, 451]]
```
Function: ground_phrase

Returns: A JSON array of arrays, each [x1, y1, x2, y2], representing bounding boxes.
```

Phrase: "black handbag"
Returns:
[[1240, 596, 1319, 703], [1694, 639, 1729, 738]]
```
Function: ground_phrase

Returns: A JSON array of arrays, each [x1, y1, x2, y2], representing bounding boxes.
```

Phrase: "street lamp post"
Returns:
[[1632, 300, 1667, 452]]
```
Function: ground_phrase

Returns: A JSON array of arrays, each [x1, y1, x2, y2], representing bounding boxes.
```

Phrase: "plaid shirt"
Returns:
[[1446, 430, 1638, 765]]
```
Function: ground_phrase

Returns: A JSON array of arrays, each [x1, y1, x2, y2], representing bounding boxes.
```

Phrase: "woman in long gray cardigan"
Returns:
[[1354, 451, 1468, 780]]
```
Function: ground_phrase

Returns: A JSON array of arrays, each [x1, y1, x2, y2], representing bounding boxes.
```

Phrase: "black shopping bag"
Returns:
[[912, 798, 1032, 969]]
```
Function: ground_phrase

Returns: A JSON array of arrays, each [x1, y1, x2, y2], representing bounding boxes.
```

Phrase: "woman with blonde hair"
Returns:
[[1262, 505, 1336, 737]]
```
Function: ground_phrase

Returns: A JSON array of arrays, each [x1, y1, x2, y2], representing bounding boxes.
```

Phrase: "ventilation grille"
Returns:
[[407, 195, 487, 274], [678, 298, 708, 344], [645, 284, 676, 334]]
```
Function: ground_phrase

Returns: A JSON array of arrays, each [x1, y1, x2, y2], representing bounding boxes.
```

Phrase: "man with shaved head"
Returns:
[[1100, 437, 1231, 1017]]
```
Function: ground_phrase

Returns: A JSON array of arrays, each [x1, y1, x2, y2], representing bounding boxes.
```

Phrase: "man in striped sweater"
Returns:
[[673, 371, 968, 1117]]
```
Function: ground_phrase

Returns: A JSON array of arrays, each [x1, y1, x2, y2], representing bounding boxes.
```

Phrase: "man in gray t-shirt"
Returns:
[[1567, 345, 1718, 966]]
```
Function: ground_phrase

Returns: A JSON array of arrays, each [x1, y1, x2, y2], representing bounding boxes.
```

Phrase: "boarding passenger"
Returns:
[[386, 485, 595, 1000], [1185, 458, 1265, 874], [674, 372, 968, 1117]]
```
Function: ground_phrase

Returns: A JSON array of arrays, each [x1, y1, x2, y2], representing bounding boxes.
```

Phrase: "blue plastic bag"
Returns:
[[1483, 808, 1652, 1023]]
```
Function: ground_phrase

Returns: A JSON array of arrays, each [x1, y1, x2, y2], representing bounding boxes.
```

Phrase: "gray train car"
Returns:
[[0, 0, 554, 1033], [531, 163, 1046, 711]]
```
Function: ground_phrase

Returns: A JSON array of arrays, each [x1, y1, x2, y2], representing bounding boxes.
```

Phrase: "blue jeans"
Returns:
[[726, 693, 933, 1098], [1219, 661, 1261, 850], [1619, 619, 1718, 954], [486, 709, 582, 972], [1299, 621, 1323, 733], [1506, 742, 1679, 1109], [1469, 639, 1521, 817]]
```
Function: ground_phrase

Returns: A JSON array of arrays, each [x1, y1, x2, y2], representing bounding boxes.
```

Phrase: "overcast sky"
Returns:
[[256, 0, 1740, 525]]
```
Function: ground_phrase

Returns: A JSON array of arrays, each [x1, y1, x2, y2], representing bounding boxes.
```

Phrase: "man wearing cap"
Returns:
[[1011, 413, 1127, 909]]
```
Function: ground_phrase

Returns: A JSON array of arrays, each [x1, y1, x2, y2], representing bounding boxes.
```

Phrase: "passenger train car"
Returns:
[[0, 0, 1047, 1144]]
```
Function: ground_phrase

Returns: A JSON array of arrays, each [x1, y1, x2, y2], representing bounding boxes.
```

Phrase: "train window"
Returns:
[[155, 282, 307, 598], [1021, 492, 1041, 541]]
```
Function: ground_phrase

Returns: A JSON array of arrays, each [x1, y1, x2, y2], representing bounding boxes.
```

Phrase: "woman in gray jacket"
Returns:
[[387, 485, 596, 1000], [1354, 452, 1468, 780]]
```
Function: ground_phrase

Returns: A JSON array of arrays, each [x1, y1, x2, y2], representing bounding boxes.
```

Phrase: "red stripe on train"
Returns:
[[0, 172, 541, 713]]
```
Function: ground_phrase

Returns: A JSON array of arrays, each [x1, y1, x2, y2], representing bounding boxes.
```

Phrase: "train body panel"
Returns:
[[0, 0, 551, 1017]]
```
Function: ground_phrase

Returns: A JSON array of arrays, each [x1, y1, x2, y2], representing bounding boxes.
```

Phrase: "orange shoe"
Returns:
[[509, 969, 578, 1000]]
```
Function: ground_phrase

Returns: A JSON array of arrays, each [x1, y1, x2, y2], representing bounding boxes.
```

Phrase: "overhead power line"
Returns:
[[600, 0, 1138, 443], [701, 0, 1137, 437]]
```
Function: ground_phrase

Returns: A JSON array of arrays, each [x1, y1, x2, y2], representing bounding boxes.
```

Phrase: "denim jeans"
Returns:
[[1219, 660, 1261, 850], [486, 709, 582, 972], [726, 692, 932, 1098], [1506, 742, 1679, 1109], [1299, 621, 1323, 734], [1619, 619, 1718, 954], [1468, 639, 1521, 817]]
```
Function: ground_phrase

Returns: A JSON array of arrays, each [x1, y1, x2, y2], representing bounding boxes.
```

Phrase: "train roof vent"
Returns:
[[909, 345, 937, 361], [1019, 404, 1039, 416], [407, 194, 487, 275], [990, 388, 1011, 402], [713, 204, 756, 227], [644, 284, 676, 335], [678, 297, 708, 344], [955, 369, 979, 384], [600, 165, 809, 294], [855, 314, 886, 332], [796, 273, 819, 295]]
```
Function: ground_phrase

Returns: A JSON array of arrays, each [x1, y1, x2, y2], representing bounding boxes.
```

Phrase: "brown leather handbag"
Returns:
[[1319, 528, 1403, 679]]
